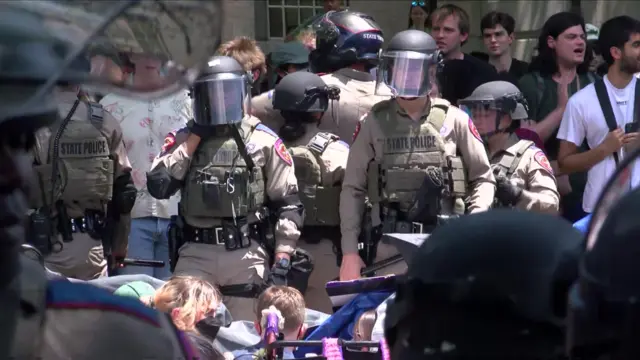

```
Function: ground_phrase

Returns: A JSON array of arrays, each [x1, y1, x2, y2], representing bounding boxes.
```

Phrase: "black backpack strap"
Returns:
[[635, 78, 640, 123], [594, 79, 620, 165]]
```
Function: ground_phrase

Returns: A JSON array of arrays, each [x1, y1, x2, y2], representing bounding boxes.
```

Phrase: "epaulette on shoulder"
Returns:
[[432, 97, 451, 109], [371, 99, 392, 114]]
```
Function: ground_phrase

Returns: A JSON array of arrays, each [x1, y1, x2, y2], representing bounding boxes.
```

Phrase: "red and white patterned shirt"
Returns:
[[100, 91, 192, 219]]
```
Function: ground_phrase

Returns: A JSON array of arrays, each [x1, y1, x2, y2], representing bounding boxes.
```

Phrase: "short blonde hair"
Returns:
[[292, 29, 316, 50], [217, 36, 267, 75], [153, 276, 221, 332], [256, 286, 306, 333]]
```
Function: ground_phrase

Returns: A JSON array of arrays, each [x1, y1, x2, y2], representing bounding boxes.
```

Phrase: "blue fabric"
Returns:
[[122, 217, 172, 279], [256, 124, 279, 138], [47, 280, 159, 323], [294, 291, 392, 357], [573, 214, 592, 234]]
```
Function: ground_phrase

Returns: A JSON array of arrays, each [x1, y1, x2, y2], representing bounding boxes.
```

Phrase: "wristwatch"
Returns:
[[271, 257, 291, 285], [274, 257, 291, 271]]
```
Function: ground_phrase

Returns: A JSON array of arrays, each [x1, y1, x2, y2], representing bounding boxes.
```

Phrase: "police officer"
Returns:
[[272, 71, 347, 312], [566, 152, 640, 359], [458, 81, 559, 213], [29, 63, 136, 280], [339, 30, 496, 281], [3, 1, 225, 359], [384, 210, 583, 359], [146, 56, 304, 321], [252, 10, 392, 144]]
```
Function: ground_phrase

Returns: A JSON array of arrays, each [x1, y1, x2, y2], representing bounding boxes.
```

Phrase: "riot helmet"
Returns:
[[385, 210, 583, 360], [191, 56, 251, 126], [4, 0, 223, 100], [309, 10, 384, 74], [566, 146, 640, 360], [375, 30, 440, 98], [272, 71, 340, 142], [458, 81, 529, 140]]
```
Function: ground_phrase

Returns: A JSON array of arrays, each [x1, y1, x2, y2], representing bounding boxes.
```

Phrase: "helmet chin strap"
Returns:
[[481, 112, 509, 142]]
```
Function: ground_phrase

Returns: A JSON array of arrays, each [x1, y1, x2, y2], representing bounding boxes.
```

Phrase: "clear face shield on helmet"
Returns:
[[4, 0, 222, 101], [375, 50, 438, 98], [191, 73, 250, 126]]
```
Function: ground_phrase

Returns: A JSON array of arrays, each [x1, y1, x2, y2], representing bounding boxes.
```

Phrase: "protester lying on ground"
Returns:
[[147, 275, 222, 332], [228, 286, 307, 359]]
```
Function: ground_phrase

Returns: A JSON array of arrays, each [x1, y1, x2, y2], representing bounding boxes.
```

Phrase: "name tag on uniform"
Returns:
[[59, 138, 109, 158]]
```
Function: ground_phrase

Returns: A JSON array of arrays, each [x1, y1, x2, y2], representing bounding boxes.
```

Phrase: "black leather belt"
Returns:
[[183, 226, 227, 245], [394, 221, 428, 234]]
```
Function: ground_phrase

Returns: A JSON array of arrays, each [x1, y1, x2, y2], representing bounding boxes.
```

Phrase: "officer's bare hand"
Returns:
[[623, 132, 640, 144], [600, 128, 625, 154], [339, 253, 364, 281]]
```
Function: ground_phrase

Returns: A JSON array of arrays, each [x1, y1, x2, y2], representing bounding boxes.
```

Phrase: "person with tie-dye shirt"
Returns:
[[100, 53, 192, 279]]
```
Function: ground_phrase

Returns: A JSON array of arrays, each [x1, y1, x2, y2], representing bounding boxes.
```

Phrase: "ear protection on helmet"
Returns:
[[311, 13, 359, 72], [315, 14, 340, 53]]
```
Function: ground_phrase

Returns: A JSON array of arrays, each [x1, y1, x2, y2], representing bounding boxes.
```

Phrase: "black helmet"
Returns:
[[385, 210, 583, 360], [192, 56, 251, 126], [566, 146, 640, 359], [375, 30, 440, 98], [458, 80, 529, 138], [272, 71, 339, 113], [309, 10, 384, 74], [272, 71, 339, 142]]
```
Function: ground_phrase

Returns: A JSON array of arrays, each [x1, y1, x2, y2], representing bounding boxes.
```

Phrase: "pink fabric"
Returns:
[[322, 338, 344, 360], [514, 128, 545, 152], [380, 338, 391, 360]]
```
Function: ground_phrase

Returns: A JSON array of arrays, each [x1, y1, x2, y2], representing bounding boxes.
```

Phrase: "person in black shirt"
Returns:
[[480, 11, 530, 83], [430, 4, 497, 104]]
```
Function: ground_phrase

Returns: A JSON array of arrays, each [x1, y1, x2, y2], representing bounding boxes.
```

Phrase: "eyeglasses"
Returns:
[[411, 1, 426, 6]]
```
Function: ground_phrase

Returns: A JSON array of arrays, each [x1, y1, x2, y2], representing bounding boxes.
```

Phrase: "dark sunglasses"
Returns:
[[411, 1, 426, 6]]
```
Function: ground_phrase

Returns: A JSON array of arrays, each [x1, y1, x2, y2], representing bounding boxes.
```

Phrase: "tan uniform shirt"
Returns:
[[251, 68, 392, 145], [34, 90, 132, 255], [286, 124, 349, 187], [149, 116, 301, 253], [339, 98, 495, 254], [490, 134, 559, 214]]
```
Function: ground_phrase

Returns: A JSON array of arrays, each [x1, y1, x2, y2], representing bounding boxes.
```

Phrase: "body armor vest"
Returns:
[[491, 140, 534, 209], [32, 102, 115, 214], [180, 118, 265, 220], [367, 99, 468, 215], [289, 132, 342, 226], [491, 140, 534, 179]]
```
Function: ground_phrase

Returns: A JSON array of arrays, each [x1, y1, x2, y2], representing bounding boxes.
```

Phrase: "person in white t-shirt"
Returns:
[[100, 53, 192, 279], [557, 16, 640, 214]]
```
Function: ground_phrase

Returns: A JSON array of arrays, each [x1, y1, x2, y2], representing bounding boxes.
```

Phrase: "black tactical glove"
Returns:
[[495, 175, 523, 206], [187, 120, 214, 139]]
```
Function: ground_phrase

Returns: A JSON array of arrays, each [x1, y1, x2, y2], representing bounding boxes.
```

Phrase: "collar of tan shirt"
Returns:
[[393, 97, 435, 121], [333, 68, 375, 82], [491, 133, 522, 160]]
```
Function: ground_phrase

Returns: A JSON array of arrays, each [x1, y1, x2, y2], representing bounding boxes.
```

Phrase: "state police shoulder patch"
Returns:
[[468, 118, 483, 143], [534, 150, 553, 174], [256, 124, 278, 138], [274, 138, 292, 166], [160, 126, 188, 155]]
